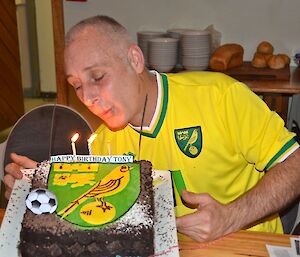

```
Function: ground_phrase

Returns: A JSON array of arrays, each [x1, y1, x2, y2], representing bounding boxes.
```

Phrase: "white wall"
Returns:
[[64, 0, 300, 63], [35, 0, 56, 92], [15, 0, 32, 90]]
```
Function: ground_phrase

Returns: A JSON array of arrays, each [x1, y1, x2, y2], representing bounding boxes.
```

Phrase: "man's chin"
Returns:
[[104, 119, 127, 132], [90, 108, 128, 131]]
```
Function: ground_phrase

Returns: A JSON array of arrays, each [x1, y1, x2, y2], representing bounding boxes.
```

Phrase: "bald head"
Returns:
[[65, 15, 134, 61]]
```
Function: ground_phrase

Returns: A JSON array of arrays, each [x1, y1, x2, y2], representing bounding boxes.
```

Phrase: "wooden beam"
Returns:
[[51, 0, 67, 105], [50, 1, 102, 130]]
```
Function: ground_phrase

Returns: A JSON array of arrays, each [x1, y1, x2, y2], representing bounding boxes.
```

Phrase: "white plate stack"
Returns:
[[167, 28, 191, 68], [148, 37, 179, 73], [180, 30, 211, 71], [137, 31, 167, 67]]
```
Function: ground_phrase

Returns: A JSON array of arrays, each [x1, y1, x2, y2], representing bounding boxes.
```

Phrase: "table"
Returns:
[[178, 232, 293, 257], [0, 208, 4, 225], [243, 66, 300, 123], [0, 208, 296, 257]]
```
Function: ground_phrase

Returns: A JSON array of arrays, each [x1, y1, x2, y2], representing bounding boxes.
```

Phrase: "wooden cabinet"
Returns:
[[242, 66, 300, 123], [0, 0, 24, 131]]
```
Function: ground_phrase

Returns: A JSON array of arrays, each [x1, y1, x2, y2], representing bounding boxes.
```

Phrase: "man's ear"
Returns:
[[127, 44, 145, 73]]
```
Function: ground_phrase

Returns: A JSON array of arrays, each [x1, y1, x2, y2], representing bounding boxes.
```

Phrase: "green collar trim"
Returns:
[[265, 137, 297, 170], [134, 73, 168, 138]]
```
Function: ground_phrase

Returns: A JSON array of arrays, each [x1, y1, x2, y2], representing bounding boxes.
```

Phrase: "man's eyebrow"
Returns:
[[83, 64, 99, 72], [65, 62, 106, 79], [84, 61, 109, 72], [65, 65, 97, 79]]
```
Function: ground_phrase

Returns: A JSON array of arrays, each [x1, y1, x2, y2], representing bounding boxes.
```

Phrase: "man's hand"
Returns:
[[176, 190, 233, 242], [177, 149, 300, 243], [3, 153, 37, 200]]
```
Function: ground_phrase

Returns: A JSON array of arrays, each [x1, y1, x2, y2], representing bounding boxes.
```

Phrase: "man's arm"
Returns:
[[177, 148, 300, 242], [226, 147, 300, 232]]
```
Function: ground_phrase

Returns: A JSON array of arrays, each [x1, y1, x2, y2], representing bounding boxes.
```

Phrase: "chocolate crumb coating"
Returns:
[[18, 160, 154, 257]]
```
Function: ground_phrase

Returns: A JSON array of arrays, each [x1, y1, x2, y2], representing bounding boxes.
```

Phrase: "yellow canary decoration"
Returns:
[[57, 164, 132, 225]]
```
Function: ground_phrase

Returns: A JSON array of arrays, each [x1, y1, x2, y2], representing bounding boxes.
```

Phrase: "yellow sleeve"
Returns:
[[220, 82, 298, 171]]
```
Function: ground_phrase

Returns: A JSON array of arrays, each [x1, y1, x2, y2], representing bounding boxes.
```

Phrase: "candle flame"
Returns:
[[71, 133, 79, 142], [87, 134, 97, 144]]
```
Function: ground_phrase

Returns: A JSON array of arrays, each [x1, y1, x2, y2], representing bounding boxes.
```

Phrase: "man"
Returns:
[[4, 15, 300, 242]]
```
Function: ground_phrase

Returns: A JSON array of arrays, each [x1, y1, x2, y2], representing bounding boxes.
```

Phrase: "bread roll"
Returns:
[[264, 53, 273, 62], [257, 41, 274, 55], [209, 43, 244, 71], [268, 54, 286, 69], [278, 54, 290, 65], [251, 52, 268, 68]]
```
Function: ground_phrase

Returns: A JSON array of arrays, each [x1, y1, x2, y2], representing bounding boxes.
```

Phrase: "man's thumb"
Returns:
[[181, 190, 201, 209]]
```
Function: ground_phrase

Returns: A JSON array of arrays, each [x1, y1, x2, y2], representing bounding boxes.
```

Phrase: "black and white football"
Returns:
[[25, 188, 57, 215]]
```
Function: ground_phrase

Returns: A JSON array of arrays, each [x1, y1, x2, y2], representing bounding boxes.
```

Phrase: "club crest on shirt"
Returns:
[[174, 126, 202, 158]]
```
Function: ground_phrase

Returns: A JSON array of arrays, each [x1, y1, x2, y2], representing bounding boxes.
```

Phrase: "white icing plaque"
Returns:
[[50, 155, 134, 163]]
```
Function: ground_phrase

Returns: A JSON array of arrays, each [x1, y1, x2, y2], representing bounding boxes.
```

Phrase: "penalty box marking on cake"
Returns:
[[50, 155, 134, 163]]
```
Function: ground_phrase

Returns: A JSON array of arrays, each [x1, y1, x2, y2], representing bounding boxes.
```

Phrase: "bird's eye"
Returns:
[[120, 165, 129, 172]]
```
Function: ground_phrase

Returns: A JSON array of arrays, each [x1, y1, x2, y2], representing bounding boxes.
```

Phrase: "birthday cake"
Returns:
[[18, 155, 155, 257]]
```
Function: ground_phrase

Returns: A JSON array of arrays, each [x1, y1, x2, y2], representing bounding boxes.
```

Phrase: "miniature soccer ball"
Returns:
[[25, 188, 57, 215]]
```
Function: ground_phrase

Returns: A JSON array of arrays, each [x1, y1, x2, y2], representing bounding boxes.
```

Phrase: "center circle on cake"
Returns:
[[80, 201, 116, 225]]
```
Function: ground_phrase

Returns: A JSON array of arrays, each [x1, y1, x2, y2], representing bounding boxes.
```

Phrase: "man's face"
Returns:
[[64, 29, 143, 130]]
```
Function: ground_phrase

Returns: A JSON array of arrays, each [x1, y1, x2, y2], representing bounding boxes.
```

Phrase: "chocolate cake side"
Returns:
[[18, 160, 154, 257]]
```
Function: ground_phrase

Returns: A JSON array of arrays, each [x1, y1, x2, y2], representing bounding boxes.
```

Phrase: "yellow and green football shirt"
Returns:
[[93, 71, 299, 234]]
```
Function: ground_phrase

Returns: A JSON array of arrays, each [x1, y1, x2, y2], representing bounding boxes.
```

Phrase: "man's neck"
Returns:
[[130, 70, 158, 128]]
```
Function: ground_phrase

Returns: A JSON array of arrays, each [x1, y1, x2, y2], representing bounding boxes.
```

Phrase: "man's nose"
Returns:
[[82, 84, 98, 106]]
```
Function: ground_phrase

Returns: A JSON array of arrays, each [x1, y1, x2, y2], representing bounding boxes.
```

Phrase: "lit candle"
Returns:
[[87, 134, 97, 155], [71, 133, 79, 156]]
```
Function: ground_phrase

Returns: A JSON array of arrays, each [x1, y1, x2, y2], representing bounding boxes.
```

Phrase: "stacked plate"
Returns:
[[180, 30, 211, 71], [148, 37, 179, 73], [167, 28, 190, 68], [137, 31, 167, 67]]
